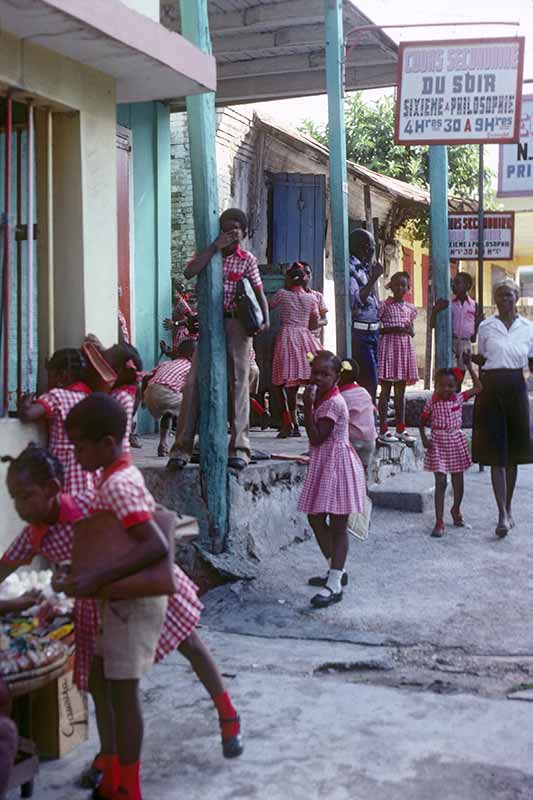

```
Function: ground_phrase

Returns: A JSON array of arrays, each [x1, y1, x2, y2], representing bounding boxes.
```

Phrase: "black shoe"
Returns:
[[167, 457, 187, 471], [308, 572, 348, 588], [222, 734, 244, 758], [310, 588, 343, 608], [79, 761, 102, 790], [228, 457, 247, 471], [290, 427, 302, 438]]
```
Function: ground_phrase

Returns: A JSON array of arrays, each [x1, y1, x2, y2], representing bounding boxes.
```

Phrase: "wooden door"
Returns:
[[271, 173, 326, 292], [116, 127, 132, 335], [402, 246, 415, 303]]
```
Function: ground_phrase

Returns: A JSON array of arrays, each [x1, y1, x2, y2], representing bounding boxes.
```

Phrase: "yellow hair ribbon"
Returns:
[[340, 360, 352, 372], [306, 352, 315, 364]]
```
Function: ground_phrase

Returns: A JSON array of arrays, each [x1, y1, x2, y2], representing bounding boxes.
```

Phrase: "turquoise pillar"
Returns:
[[429, 145, 452, 370], [325, 0, 351, 358], [180, 0, 228, 552], [116, 102, 172, 434]]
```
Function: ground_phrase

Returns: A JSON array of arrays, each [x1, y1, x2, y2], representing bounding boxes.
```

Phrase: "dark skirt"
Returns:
[[472, 369, 532, 466]]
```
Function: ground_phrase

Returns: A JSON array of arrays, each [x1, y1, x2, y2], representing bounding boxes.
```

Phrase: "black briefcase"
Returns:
[[236, 277, 264, 336]]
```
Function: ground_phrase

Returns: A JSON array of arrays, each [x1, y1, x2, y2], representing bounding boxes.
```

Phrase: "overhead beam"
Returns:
[[194, 63, 398, 106], [210, 0, 326, 35], [217, 48, 396, 80], [211, 23, 325, 57]]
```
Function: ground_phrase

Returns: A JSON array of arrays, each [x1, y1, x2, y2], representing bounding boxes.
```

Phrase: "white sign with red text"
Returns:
[[395, 38, 524, 145], [448, 212, 515, 260]]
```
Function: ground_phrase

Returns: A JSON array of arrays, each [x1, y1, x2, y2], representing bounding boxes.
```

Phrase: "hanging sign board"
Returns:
[[395, 37, 524, 145], [448, 211, 515, 260], [498, 95, 533, 197]]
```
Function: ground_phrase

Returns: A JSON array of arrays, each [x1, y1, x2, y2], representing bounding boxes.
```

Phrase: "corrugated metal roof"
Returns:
[[252, 110, 477, 212], [161, 1, 399, 106]]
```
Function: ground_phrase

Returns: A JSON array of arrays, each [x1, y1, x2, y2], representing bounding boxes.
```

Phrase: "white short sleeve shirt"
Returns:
[[477, 315, 533, 370]]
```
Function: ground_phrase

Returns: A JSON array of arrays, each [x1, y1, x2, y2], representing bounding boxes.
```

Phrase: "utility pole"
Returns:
[[429, 145, 452, 369]]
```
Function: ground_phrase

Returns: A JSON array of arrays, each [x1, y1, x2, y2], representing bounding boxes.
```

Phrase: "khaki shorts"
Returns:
[[144, 383, 183, 420], [452, 336, 472, 370], [350, 438, 375, 469], [96, 596, 167, 680]]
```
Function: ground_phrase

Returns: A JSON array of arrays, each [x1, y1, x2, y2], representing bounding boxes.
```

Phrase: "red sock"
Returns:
[[250, 398, 266, 416], [118, 761, 141, 800], [214, 691, 240, 739], [99, 754, 118, 798], [93, 753, 105, 771], [282, 410, 292, 427], [396, 423, 406, 434], [379, 423, 388, 434]]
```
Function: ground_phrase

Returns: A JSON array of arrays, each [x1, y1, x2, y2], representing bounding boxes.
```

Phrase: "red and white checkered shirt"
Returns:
[[91, 454, 155, 529], [222, 246, 262, 311], [1, 494, 90, 566], [36, 383, 94, 495], [421, 391, 469, 432], [148, 358, 191, 394], [111, 385, 137, 453]]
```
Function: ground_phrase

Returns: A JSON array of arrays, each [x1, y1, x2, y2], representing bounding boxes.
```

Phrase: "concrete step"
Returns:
[[368, 471, 440, 513]]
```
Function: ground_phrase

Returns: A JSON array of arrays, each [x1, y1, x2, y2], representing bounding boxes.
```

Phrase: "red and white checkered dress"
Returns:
[[421, 392, 472, 474], [0, 493, 100, 692], [148, 358, 191, 394], [378, 299, 418, 384], [309, 289, 328, 340], [298, 388, 366, 515], [36, 383, 95, 495], [111, 385, 137, 453], [222, 247, 263, 311], [271, 288, 323, 387], [88, 455, 203, 669]]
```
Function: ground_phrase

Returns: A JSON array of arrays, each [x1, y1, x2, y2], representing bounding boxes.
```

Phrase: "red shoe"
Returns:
[[431, 521, 445, 538]]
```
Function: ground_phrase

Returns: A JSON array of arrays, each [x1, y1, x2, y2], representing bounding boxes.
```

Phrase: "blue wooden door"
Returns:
[[271, 173, 326, 292]]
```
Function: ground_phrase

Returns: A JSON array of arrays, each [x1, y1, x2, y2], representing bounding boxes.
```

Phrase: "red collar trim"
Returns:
[[290, 286, 305, 293], [112, 384, 138, 397], [67, 382, 91, 394], [101, 453, 133, 484], [234, 246, 247, 260], [315, 386, 339, 409], [339, 383, 358, 393], [59, 494, 86, 524], [29, 494, 85, 550], [431, 392, 458, 403]]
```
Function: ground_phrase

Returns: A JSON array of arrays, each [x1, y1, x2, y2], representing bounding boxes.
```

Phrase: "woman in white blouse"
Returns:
[[472, 278, 533, 537]]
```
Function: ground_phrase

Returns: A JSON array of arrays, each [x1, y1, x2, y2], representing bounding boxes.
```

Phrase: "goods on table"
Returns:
[[0, 571, 73, 681]]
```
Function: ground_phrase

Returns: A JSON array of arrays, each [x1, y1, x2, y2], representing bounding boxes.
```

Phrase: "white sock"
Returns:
[[327, 569, 343, 594]]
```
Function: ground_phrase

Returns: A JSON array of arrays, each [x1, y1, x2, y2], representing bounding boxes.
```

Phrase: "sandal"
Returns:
[[166, 457, 187, 471], [431, 521, 445, 538], [290, 427, 302, 438], [157, 444, 170, 457], [450, 508, 465, 527], [308, 572, 348, 588], [220, 715, 243, 758], [310, 587, 343, 608]]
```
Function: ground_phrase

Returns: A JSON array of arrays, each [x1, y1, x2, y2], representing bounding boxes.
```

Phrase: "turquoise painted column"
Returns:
[[325, 0, 351, 359], [180, 0, 228, 552], [429, 145, 452, 370]]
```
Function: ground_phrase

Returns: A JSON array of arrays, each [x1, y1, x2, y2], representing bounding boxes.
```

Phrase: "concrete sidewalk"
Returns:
[[22, 465, 533, 799]]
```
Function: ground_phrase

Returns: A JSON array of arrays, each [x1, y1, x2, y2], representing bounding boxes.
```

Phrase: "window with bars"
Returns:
[[0, 99, 39, 417]]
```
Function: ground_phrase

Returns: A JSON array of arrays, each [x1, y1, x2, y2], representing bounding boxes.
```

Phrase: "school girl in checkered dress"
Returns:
[[302, 261, 328, 341], [19, 349, 94, 494], [377, 271, 419, 445], [59, 394, 243, 799], [102, 343, 144, 454], [298, 351, 366, 609], [419, 359, 482, 538], [270, 263, 323, 437]]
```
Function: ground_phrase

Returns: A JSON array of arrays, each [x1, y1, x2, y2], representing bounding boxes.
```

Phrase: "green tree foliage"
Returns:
[[300, 93, 493, 244]]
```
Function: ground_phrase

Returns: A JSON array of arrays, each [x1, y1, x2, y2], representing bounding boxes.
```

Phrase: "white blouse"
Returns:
[[477, 315, 533, 370]]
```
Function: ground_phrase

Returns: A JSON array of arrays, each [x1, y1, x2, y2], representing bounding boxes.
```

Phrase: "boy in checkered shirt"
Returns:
[[62, 394, 242, 800], [167, 208, 270, 472], [142, 339, 196, 457]]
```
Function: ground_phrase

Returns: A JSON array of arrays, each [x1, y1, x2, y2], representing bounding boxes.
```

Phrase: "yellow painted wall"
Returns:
[[397, 232, 428, 308], [0, 31, 118, 349]]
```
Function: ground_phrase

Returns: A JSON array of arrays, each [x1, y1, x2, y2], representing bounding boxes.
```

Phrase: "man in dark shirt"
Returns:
[[349, 229, 383, 402]]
